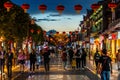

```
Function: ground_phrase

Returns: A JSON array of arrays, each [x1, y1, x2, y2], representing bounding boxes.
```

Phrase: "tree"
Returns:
[[0, 0, 44, 48]]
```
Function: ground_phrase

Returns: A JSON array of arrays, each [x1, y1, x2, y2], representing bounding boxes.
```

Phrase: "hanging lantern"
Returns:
[[21, 3, 30, 13], [30, 29, 34, 33], [56, 4, 65, 14], [4, 1, 13, 12], [43, 31, 46, 35], [63, 31, 66, 34], [37, 30, 41, 34], [69, 31, 72, 35], [75, 31, 79, 34], [81, 29, 86, 33], [74, 4, 82, 14], [56, 32, 59, 34], [91, 3, 100, 12], [108, 2, 117, 12], [38, 4, 47, 13]]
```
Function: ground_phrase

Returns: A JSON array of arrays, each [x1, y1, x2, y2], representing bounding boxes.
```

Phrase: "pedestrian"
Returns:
[[29, 49, 37, 73], [36, 50, 41, 69], [94, 49, 101, 71], [71, 58, 76, 70], [116, 49, 120, 70], [0, 46, 6, 73], [81, 48, 87, 68], [42, 46, 50, 72], [12, 47, 17, 67], [98, 49, 112, 80], [18, 49, 25, 72], [75, 47, 81, 70], [61, 48, 67, 70], [68, 47, 74, 68], [5, 48, 13, 78]]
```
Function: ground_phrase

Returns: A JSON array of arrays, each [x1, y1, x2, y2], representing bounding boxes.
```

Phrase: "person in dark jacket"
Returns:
[[29, 49, 36, 73], [42, 46, 50, 72], [98, 49, 112, 80], [6, 48, 13, 78], [68, 47, 74, 67], [81, 48, 87, 68], [61, 48, 67, 70]]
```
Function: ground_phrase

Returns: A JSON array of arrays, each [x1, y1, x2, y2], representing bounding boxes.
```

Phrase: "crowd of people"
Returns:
[[0, 45, 119, 80]]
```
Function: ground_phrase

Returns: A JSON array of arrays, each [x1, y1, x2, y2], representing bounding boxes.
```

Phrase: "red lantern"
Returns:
[[56, 32, 59, 34], [56, 4, 65, 14], [37, 30, 41, 34], [74, 4, 82, 14], [69, 31, 72, 35], [30, 29, 34, 33], [81, 29, 86, 33], [75, 31, 79, 34], [91, 3, 100, 12], [38, 4, 47, 13], [63, 31, 66, 34], [43, 31, 46, 34], [108, 2, 117, 12], [21, 3, 30, 13], [4, 1, 13, 12]]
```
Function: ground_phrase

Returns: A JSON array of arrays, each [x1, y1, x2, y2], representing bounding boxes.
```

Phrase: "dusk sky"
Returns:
[[11, 0, 101, 32]]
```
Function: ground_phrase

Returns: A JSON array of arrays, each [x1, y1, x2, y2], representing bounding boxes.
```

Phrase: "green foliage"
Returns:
[[0, 0, 44, 46]]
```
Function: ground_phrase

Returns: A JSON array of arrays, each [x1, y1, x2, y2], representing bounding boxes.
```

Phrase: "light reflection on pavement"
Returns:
[[26, 75, 90, 80]]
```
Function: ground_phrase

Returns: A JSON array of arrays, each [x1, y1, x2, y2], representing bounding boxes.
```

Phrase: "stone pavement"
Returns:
[[14, 65, 100, 80]]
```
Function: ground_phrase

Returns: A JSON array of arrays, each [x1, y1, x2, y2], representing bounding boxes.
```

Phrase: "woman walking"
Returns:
[[18, 49, 25, 72]]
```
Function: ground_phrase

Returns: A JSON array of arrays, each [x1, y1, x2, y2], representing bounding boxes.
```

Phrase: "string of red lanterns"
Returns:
[[3, 1, 118, 16], [3, 1, 83, 14], [30, 29, 41, 34]]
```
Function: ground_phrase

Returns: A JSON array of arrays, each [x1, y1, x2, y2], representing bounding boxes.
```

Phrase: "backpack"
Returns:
[[94, 52, 100, 61]]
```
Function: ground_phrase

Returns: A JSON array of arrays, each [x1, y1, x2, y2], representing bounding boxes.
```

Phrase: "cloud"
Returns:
[[67, 18, 72, 20], [37, 18, 60, 22], [49, 13, 61, 17]]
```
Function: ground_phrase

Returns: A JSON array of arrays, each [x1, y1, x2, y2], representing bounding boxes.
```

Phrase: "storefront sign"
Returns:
[[118, 31, 120, 39], [90, 37, 94, 44]]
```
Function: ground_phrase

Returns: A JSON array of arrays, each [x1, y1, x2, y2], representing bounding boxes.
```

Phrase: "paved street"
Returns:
[[13, 65, 100, 80], [1, 56, 120, 80], [8, 56, 100, 80]]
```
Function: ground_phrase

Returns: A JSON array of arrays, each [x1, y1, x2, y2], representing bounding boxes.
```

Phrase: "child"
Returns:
[[72, 58, 76, 70]]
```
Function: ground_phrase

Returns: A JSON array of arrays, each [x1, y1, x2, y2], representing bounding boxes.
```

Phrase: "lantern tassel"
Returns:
[[111, 8, 115, 12], [7, 8, 10, 12]]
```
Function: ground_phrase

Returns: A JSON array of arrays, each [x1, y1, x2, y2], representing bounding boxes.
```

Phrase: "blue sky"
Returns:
[[11, 0, 101, 32]]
